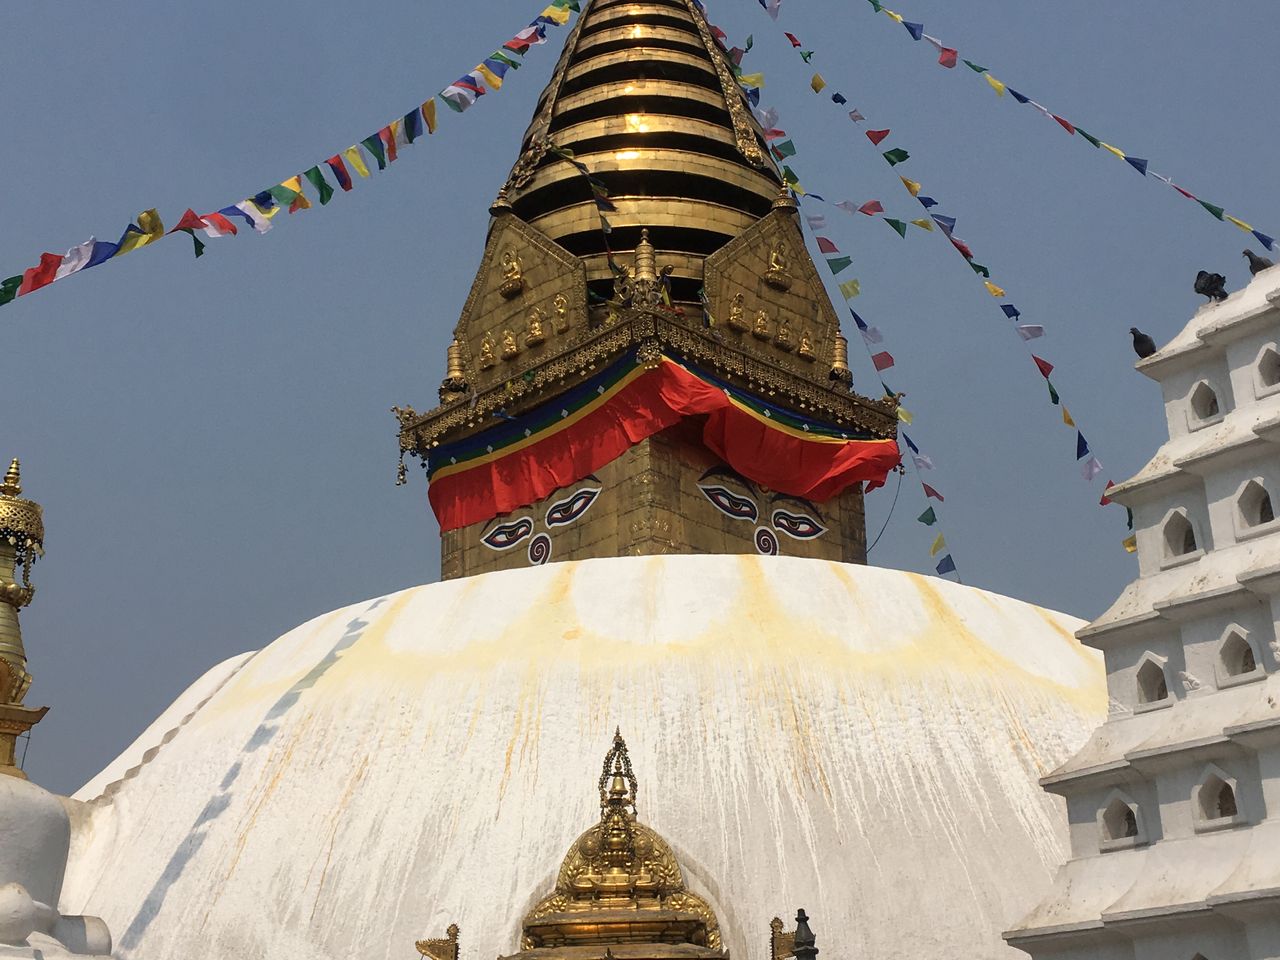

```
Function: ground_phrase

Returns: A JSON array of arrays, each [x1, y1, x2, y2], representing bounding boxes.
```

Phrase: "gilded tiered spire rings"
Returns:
[[0, 458, 49, 778]]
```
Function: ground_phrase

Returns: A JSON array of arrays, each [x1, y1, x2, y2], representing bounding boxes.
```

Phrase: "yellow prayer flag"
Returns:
[[475, 63, 503, 91], [985, 74, 1006, 97], [345, 146, 371, 178], [900, 176, 921, 196], [117, 208, 165, 255], [1122, 534, 1137, 553], [250, 198, 282, 219], [1226, 215, 1254, 233], [283, 175, 304, 194], [929, 533, 946, 558], [810, 73, 827, 93], [884, 10, 903, 23], [388, 118, 402, 143], [739, 72, 765, 88], [539, 4, 571, 23], [910, 218, 934, 231], [984, 281, 1006, 297], [422, 99, 437, 134], [1062, 406, 1075, 427], [1101, 143, 1126, 160], [897, 406, 914, 425], [838, 277, 861, 300]]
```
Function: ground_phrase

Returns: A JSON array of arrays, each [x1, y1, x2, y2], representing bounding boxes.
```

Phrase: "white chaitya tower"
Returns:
[[1006, 264, 1280, 959]]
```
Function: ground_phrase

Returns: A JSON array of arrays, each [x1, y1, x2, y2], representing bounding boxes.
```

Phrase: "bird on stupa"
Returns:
[[1130, 327, 1157, 359], [1194, 270, 1229, 302], [1243, 249, 1274, 275]]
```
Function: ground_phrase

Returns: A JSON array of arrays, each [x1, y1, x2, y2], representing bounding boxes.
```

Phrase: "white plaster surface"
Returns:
[[59, 555, 1105, 960]]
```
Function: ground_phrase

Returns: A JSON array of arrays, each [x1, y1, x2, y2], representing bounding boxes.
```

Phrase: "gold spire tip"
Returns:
[[0, 459, 20, 498]]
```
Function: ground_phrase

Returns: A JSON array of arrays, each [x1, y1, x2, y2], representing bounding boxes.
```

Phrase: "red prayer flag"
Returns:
[[169, 209, 207, 233], [866, 129, 891, 146], [1053, 115, 1076, 135], [871, 351, 895, 371], [923, 483, 945, 502], [764, 128, 786, 140], [201, 211, 238, 236], [815, 237, 839, 254], [858, 200, 884, 216], [950, 237, 974, 260], [784, 32, 802, 47], [1100, 480, 1115, 506], [18, 253, 62, 295], [379, 125, 398, 163], [1173, 184, 1197, 200], [1033, 355, 1054, 378], [326, 155, 354, 191], [938, 47, 958, 68]]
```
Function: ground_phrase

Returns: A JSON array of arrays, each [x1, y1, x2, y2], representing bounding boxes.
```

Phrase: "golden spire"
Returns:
[[0, 457, 48, 779], [829, 331, 853, 387], [512, 730, 722, 957], [438, 339, 469, 403]]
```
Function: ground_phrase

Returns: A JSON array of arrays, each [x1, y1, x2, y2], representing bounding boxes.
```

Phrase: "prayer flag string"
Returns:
[[858, 0, 1275, 251], [735, 4, 1125, 542], [0, 0, 579, 310]]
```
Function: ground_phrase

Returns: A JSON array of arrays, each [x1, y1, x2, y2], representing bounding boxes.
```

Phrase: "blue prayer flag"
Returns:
[[85, 239, 120, 269], [850, 309, 868, 331], [1076, 432, 1090, 460], [903, 21, 924, 40], [1001, 303, 1021, 319], [1008, 89, 1030, 104], [935, 555, 956, 576], [902, 433, 920, 454], [831, 93, 847, 104], [1253, 230, 1276, 251], [1125, 156, 1149, 176], [917, 196, 938, 209]]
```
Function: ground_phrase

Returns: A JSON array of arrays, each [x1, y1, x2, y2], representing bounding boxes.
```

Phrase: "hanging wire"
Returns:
[[865, 467, 903, 555]]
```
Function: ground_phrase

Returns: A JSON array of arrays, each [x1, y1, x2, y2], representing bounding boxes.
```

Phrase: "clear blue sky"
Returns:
[[5, 0, 1277, 794]]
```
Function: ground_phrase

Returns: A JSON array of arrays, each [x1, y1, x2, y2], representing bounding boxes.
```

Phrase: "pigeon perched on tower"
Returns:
[[1244, 249, 1275, 276], [1194, 270, 1229, 302], [1130, 328, 1157, 359]]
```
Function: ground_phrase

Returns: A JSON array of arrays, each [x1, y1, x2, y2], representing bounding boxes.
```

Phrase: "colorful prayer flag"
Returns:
[[304, 166, 335, 205], [1063, 406, 1075, 427], [938, 47, 958, 68], [54, 238, 96, 281], [1125, 156, 1149, 176], [0, 276, 21, 307], [327, 155, 355, 191], [18, 253, 62, 295], [935, 554, 957, 576], [805, 213, 827, 229], [1226, 215, 1253, 233], [903, 21, 923, 40], [785, 31, 802, 47], [361, 135, 387, 170], [899, 176, 921, 196], [1016, 324, 1045, 341], [839, 278, 862, 299], [344, 146, 371, 178], [866, 129, 891, 145], [871, 351, 895, 371], [963, 60, 987, 73], [1082, 456, 1104, 481], [917, 507, 937, 525], [810, 74, 827, 93], [858, 200, 883, 216], [1101, 143, 1126, 160], [984, 281, 1006, 297], [422, 99, 438, 134], [832, 92, 847, 105], [929, 533, 946, 558], [985, 74, 1006, 96], [923, 483, 944, 501], [772, 139, 796, 158], [1000, 303, 1021, 319], [826, 256, 853, 273], [1076, 432, 1090, 460], [911, 218, 934, 231], [1047, 379, 1060, 405], [848, 109, 865, 122], [199, 212, 238, 238], [1033, 355, 1054, 378], [1122, 534, 1137, 553], [885, 219, 907, 238], [1199, 200, 1226, 221]]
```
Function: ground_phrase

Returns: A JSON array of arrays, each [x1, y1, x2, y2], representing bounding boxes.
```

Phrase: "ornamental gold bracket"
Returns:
[[416, 923, 459, 960]]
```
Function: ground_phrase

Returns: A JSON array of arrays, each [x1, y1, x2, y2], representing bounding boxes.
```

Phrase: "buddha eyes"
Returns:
[[771, 509, 827, 540], [545, 487, 601, 527], [481, 517, 534, 550], [697, 484, 759, 521]]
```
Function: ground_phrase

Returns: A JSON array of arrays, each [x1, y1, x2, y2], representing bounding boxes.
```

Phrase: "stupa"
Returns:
[[15, 2, 1111, 958], [1005, 264, 1280, 957]]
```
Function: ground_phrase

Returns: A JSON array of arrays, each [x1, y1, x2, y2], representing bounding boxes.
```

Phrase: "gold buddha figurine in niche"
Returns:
[[752, 309, 771, 340], [499, 248, 524, 299], [501, 329, 520, 360], [478, 335, 497, 369], [775, 319, 795, 352], [798, 330, 816, 361], [727, 292, 748, 331], [525, 306, 548, 347], [552, 293, 571, 333], [765, 240, 793, 290]]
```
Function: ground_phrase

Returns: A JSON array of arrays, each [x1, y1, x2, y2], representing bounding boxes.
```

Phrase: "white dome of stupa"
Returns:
[[57, 555, 1104, 960]]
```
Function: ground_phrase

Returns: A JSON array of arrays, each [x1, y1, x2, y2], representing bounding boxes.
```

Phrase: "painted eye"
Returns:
[[480, 517, 534, 550], [698, 484, 759, 521], [771, 509, 828, 540], [545, 487, 601, 527]]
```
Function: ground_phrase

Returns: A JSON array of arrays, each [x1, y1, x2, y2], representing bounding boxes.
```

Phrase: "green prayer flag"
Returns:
[[361, 135, 387, 170], [304, 166, 335, 206], [772, 139, 797, 159], [1126, 507, 1134, 531], [781, 166, 799, 185], [1199, 200, 1225, 221], [838, 277, 861, 299], [917, 507, 938, 526], [885, 218, 907, 238], [883, 148, 910, 166], [826, 255, 853, 274], [800, 51, 814, 62], [963, 60, 988, 73], [868, 0, 883, 10], [0, 276, 22, 307], [181, 229, 205, 258], [267, 184, 300, 205], [1075, 127, 1102, 148], [969, 262, 990, 278], [744, 34, 753, 51], [1047, 379, 1060, 405], [490, 51, 522, 70]]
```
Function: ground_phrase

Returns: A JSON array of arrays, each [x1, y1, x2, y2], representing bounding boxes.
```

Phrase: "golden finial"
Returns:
[[490, 185, 514, 216], [0, 459, 20, 498], [771, 184, 798, 212], [634, 229, 658, 284], [829, 332, 852, 386], [438, 340, 469, 403]]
